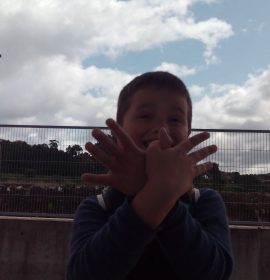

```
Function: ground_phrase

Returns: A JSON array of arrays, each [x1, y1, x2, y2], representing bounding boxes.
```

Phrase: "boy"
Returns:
[[67, 71, 233, 280]]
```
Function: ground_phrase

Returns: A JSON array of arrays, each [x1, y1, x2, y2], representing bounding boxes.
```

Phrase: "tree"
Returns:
[[66, 144, 83, 157], [207, 162, 224, 185], [49, 140, 59, 150]]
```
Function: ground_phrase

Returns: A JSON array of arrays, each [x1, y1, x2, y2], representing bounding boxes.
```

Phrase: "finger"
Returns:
[[189, 145, 217, 163], [85, 142, 115, 170], [194, 162, 213, 177], [159, 127, 173, 150], [106, 118, 140, 152], [81, 173, 113, 186], [92, 128, 119, 156], [178, 132, 210, 154]]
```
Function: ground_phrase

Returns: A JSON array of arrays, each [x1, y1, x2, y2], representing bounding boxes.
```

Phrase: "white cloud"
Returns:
[[192, 66, 270, 129], [208, 83, 237, 96], [189, 85, 205, 98], [0, 0, 233, 126], [191, 66, 270, 174], [0, 55, 134, 126], [0, 0, 232, 64], [155, 62, 198, 77], [186, 17, 233, 64]]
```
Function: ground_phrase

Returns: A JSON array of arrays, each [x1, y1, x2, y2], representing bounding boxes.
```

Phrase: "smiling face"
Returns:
[[121, 87, 189, 149]]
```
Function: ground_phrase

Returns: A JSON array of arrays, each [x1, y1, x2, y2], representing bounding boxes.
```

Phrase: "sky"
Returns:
[[0, 0, 270, 130]]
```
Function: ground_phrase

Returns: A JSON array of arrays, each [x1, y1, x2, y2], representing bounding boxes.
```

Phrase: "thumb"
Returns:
[[159, 127, 173, 150]]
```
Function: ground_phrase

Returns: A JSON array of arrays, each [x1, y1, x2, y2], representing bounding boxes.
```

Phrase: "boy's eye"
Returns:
[[169, 117, 181, 123], [139, 114, 151, 119]]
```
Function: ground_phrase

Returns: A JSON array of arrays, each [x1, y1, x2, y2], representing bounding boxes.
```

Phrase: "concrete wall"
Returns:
[[0, 217, 72, 280], [0, 217, 269, 280], [230, 225, 270, 280]]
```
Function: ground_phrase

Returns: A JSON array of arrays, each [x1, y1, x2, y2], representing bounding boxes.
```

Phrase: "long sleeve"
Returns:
[[67, 195, 156, 280], [67, 188, 233, 280], [156, 188, 233, 280]]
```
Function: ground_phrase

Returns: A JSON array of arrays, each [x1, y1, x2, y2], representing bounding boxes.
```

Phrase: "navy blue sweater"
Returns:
[[67, 187, 233, 280]]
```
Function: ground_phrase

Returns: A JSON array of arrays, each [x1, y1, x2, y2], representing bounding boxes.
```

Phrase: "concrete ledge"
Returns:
[[0, 215, 73, 222], [0, 217, 270, 280]]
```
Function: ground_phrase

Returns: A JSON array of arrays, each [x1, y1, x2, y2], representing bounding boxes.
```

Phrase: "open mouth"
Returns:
[[142, 139, 157, 149]]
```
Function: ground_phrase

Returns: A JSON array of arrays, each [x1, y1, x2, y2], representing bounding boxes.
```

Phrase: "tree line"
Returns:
[[0, 139, 107, 177]]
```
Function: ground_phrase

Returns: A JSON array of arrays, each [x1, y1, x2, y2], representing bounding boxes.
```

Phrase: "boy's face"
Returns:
[[121, 87, 189, 150]]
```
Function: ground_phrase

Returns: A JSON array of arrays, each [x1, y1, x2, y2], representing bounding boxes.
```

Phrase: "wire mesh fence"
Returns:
[[0, 125, 269, 224]]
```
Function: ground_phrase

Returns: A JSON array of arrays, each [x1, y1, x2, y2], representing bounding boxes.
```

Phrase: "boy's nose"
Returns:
[[151, 120, 169, 135]]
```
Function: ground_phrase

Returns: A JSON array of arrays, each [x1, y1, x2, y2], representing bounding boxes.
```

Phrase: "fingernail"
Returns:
[[106, 118, 114, 126], [92, 128, 101, 136]]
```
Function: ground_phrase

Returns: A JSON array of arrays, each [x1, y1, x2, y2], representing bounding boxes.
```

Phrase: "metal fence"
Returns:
[[0, 125, 270, 225]]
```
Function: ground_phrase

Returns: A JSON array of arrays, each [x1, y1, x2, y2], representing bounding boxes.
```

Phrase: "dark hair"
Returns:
[[116, 71, 192, 133]]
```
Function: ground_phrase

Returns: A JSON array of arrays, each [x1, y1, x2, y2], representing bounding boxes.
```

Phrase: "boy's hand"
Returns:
[[146, 132, 217, 201], [81, 119, 146, 196], [131, 132, 217, 228]]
